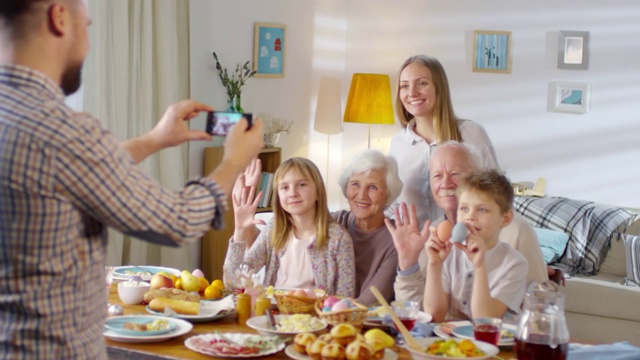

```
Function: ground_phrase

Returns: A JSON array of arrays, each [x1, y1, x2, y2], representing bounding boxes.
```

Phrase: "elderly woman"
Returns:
[[232, 150, 402, 305], [334, 150, 403, 305]]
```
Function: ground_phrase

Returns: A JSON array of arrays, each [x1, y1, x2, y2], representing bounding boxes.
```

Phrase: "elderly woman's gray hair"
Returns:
[[338, 150, 403, 208]]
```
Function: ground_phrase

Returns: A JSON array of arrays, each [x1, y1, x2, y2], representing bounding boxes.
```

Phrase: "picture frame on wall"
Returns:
[[547, 81, 591, 114], [557, 31, 589, 70], [472, 30, 513, 74], [253, 22, 286, 78]]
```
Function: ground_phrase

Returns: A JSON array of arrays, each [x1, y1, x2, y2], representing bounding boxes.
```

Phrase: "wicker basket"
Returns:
[[314, 297, 369, 329], [274, 290, 326, 314]]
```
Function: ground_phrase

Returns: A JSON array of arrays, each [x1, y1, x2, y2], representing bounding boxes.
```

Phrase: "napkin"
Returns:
[[200, 295, 235, 316], [567, 342, 640, 360]]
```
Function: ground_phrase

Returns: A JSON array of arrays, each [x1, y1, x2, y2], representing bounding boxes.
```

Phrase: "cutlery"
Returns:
[[266, 309, 277, 330], [370, 285, 423, 353]]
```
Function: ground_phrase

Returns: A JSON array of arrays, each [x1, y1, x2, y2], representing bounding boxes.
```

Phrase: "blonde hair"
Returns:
[[395, 55, 462, 143], [270, 157, 333, 250]]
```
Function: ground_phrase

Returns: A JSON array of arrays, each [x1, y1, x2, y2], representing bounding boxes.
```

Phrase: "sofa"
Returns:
[[514, 196, 640, 346]]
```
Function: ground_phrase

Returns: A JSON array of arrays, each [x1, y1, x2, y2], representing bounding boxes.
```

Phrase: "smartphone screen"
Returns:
[[205, 111, 253, 136]]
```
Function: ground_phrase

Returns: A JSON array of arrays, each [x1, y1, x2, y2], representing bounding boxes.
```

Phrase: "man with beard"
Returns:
[[0, 1, 264, 358], [389, 141, 548, 304]]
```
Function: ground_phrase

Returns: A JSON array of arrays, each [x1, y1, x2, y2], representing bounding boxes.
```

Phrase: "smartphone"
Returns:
[[205, 111, 253, 136]]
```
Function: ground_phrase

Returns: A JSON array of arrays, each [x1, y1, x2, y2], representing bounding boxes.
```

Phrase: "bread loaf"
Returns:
[[143, 288, 200, 304], [148, 297, 200, 315]]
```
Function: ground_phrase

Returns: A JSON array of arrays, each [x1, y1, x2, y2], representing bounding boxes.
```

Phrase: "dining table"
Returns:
[[105, 284, 518, 360]]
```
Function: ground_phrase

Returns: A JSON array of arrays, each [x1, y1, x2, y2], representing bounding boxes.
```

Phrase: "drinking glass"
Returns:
[[473, 317, 502, 345], [105, 266, 115, 306], [391, 300, 419, 346]]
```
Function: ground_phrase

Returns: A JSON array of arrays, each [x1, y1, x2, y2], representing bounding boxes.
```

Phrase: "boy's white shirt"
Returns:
[[442, 241, 529, 321]]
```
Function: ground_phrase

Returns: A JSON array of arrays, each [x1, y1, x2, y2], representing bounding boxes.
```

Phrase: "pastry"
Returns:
[[366, 338, 385, 360], [293, 333, 317, 354], [306, 339, 328, 360], [321, 343, 345, 360], [318, 333, 333, 343], [345, 340, 374, 360], [330, 323, 357, 346]]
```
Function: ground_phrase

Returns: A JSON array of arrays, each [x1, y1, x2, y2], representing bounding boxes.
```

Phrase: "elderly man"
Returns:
[[0, 1, 263, 358], [389, 141, 548, 303]]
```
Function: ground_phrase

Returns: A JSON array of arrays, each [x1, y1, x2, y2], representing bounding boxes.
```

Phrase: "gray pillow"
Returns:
[[624, 234, 640, 286]]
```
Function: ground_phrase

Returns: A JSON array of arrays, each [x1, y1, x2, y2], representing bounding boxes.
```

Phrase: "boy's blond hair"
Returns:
[[457, 169, 513, 214]]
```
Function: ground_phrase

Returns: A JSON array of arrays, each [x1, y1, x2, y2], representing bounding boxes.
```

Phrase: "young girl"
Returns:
[[223, 157, 355, 297]]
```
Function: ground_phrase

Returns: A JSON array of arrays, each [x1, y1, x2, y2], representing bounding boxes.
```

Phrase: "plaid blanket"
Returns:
[[514, 196, 638, 275]]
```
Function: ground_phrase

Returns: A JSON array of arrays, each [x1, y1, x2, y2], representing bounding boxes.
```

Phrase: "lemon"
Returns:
[[175, 278, 183, 290], [199, 277, 210, 292], [211, 279, 225, 291], [204, 284, 222, 300], [364, 328, 395, 348]]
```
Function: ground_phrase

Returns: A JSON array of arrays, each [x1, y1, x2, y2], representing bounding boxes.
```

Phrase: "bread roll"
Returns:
[[330, 323, 357, 346], [294, 333, 317, 354], [321, 343, 345, 360], [345, 340, 374, 360], [306, 339, 328, 360], [148, 297, 200, 315], [366, 338, 385, 360]]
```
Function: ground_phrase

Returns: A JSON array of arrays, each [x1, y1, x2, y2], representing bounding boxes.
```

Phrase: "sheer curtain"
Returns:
[[83, 0, 198, 271]]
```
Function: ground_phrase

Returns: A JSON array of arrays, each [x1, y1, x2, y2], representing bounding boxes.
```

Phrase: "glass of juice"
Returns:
[[391, 301, 419, 346], [473, 317, 502, 345]]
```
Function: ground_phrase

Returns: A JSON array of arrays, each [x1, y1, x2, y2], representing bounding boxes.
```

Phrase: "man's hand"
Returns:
[[148, 100, 213, 149], [385, 202, 430, 271]]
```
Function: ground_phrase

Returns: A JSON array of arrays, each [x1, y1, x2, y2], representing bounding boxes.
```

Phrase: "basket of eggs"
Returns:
[[274, 288, 326, 314], [315, 296, 369, 329]]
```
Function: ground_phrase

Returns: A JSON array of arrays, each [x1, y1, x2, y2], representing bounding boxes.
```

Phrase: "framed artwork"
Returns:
[[548, 82, 591, 114], [472, 30, 513, 74], [557, 31, 589, 70], [253, 22, 286, 78]]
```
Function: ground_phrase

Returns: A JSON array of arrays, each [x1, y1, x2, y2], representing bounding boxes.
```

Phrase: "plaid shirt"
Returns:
[[0, 65, 226, 359]]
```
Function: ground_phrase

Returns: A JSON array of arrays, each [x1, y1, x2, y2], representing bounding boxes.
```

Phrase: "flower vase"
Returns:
[[235, 94, 244, 113], [225, 97, 236, 112], [264, 133, 280, 148]]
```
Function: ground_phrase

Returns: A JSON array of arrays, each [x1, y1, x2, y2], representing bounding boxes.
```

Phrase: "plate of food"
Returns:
[[146, 298, 235, 323], [406, 337, 498, 360], [284, 345, 398, 360], [103, 315, 192, 344], [112, 265, 180, 281], [451, 323, 517, 347], [184, 333, 285, 358], [104, 316, 176, 336], [246, 314, 327, 339]]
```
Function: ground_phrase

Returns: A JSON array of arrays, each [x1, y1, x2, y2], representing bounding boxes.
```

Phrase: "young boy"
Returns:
[[423, 169, 528, 322]]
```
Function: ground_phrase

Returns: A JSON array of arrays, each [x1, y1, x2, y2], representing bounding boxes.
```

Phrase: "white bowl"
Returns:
[[246, 314, 327, 340], [406, 337, 499, 360], [117, 281, 151, 305]]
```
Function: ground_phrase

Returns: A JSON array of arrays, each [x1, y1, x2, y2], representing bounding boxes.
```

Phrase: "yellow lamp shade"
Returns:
[[343, 73, 395, 125]]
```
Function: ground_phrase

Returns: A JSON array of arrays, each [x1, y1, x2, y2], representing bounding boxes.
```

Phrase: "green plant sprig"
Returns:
[[213, 52, 256, 98]]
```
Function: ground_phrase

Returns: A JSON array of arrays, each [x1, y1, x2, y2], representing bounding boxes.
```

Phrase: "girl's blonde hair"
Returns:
[[395, 55, 462, 143], [270, 157, 332, 250]]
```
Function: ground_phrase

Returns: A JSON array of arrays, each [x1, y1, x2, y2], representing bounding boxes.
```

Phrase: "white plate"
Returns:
[[406, 336, 498, 360], [145, 300, 235, 323], [185, 333, 285, 358], [451, 323, 517, 346], [433, 320, 470, 339], [246, 315, 327, 338], [103, 315, 192, 344], [112, 266, 180, 281], [104, 316, 176, 336], [284, 345, 398, 360]]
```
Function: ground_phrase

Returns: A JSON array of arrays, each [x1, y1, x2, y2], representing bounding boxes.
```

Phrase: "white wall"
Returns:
[[189, 0, 640, 209]]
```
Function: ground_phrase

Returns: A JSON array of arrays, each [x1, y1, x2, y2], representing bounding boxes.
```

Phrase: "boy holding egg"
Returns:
[[423, 169, 528, 322]]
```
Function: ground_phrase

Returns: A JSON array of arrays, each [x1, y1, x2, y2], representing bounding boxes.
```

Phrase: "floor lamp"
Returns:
[[343, 73, 395, 148], [314, 77, 343, 187]]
